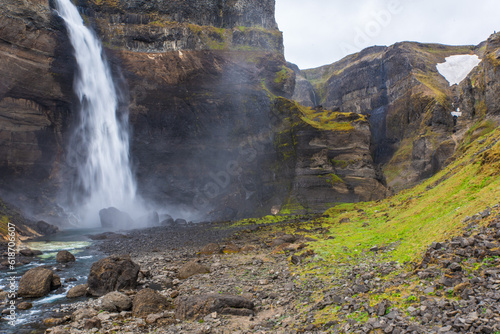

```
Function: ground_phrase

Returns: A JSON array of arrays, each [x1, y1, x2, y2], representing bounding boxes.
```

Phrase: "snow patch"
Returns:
[[436, 55, 481, 86]]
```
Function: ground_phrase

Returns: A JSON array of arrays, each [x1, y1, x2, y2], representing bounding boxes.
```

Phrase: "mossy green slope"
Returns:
[[311, 125, 500, 264]]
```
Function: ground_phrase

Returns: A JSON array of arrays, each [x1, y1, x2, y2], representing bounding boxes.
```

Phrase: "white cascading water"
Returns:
[[55, 0, 139, 226]]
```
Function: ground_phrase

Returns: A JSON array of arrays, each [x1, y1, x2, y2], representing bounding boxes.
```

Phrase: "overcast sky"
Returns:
[[275, 0, 500, 69]]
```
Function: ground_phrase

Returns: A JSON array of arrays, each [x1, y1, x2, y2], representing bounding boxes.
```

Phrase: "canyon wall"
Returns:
[[296, 42, 486, 191], [0, 0, 387, 222]]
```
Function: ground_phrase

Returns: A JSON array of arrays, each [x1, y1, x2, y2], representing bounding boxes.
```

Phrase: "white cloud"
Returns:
[[276, 0, 500, 69]]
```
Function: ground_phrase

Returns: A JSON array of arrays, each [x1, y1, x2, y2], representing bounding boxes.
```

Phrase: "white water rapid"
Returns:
[[55, 0, 140, 226]]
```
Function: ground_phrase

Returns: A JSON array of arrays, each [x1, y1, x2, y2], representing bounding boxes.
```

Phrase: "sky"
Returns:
[[275, 0, 500, 69]]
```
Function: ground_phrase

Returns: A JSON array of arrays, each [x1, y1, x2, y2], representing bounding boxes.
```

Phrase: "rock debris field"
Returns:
[[3, 209, 500, 334]]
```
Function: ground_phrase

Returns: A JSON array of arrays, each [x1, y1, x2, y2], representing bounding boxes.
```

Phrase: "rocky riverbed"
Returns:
[[3, 208, 500, 334]]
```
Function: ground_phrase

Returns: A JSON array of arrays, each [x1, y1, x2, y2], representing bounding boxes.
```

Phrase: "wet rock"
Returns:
[[19, 248, 37, 257], [199, 243, 221, 255], [99, 207, 135, 229], [35, 221, 59, 235], [177, 261, 210, 279], [52, 274, 62, 289], [175, 294, 254, 320], [99, 291, 132, 312], [18, 267, 60, 298], [56, 250, 76, 263], [66, 284, 89, 298], [17, 301, 32, 310], [87, 255, 140, 296], [132, 288, 170, 316]]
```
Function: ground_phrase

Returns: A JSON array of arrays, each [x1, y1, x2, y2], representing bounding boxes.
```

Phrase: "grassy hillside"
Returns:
[[232, 118, 500, 330]]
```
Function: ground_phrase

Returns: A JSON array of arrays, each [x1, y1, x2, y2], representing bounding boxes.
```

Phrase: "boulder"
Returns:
[[99, 207, 135, 229], [66, 284, 89, 298], [19, 248, 36, 257], [160, 214, 174, 226], [52, 274, 62, 289], [17, 301, 32, 310], [99, 291, 132, 312], [174, 218, 187, 226], [87, 255, 140, 296], [199, 243, 221, 255], [35, 221, 59, 235], [18, 267, 59, 298], [223, 242, 240, 254], [177, 261, 210, 279], [175, 294, 254, 320], [56, 250, 76, 263], [132, 288, 170, 316]]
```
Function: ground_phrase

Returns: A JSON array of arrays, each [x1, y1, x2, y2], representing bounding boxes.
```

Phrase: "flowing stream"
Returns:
[[0, 230, 104, 333], [55, 0, 139, 226]]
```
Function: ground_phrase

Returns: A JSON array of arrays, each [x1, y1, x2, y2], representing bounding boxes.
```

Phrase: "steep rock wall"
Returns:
[[298, 43, 480, 191], [0, 0, 387, 222], [0, 0, 75, 220]]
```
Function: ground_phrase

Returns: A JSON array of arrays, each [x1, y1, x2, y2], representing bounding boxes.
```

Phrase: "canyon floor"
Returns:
[[36, 205, 500, 334]]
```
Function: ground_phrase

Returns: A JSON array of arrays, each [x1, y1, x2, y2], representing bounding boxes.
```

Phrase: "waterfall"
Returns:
[[55, 0, 139, 226]]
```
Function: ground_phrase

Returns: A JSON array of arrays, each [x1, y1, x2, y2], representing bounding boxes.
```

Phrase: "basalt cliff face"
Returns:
[[0, 0, 387, 222], [0, 0, 75, 221], [295, 42, 494, 191]]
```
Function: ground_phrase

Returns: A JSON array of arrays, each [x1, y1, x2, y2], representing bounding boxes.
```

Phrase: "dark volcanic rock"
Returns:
[[56, 250, 76, 263], [175, 294, 254, 320], [174, 219, 187, 226], [160, 215, 175, 226], [87, 255, 140, 296], [35, 221, 59, 235], [99, 207, 135, 229], [132, 288, 170, 316]]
